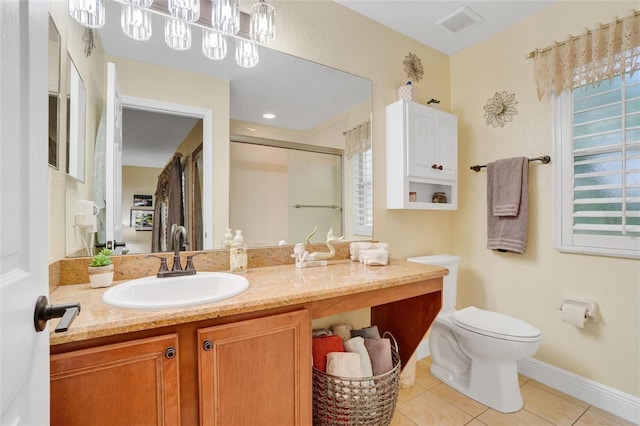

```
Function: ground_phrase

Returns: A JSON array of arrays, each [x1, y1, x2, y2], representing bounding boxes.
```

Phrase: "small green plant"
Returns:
[[90, 249, 113, 267]]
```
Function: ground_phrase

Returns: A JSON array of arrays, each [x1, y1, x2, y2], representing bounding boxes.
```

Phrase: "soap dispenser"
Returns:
[[221, 228, 234, 249], [229, 230, 247, 273]]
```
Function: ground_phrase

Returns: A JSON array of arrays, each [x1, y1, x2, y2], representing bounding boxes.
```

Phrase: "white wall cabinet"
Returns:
[[386, 99, 458, 210]]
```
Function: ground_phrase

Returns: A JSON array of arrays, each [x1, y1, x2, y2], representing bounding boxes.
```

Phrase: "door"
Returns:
[[105, 62, 123, 249], [198, 310, 312, 425], [0, 0, 50, 424], [406, 101, 437, 179], [50, 334, 180, 426]]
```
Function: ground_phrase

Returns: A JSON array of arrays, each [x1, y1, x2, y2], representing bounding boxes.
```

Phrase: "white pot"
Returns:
[[88, 265, 114, 288]]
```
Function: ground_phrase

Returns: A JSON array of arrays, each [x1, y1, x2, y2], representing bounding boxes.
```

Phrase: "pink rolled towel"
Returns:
[[364, 338, 393, 375]]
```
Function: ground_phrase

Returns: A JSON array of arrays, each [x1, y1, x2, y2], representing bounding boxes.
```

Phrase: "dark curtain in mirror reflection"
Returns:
[[152, 153, 186, 253]]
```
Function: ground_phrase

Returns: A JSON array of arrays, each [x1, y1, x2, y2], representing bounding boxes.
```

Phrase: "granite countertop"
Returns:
[[49, 259, 446, 346]]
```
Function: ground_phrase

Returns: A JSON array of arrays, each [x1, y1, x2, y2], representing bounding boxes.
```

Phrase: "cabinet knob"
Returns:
[[164, 346, 177, 359], [437, 165, 443, 170], [431, 164, 438, 169], [202, 340, 214, 351]]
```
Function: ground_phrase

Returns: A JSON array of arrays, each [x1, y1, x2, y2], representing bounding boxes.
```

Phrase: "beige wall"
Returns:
[[121, 166, 159, 254], [449, 1, 639, 397]]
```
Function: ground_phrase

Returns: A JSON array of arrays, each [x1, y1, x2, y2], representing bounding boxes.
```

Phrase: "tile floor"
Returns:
[[391, 358, 635, 426]]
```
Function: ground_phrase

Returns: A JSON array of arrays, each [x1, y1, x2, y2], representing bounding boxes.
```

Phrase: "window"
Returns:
[[353, 148, 373, 236], [553, 71, 640, 258]]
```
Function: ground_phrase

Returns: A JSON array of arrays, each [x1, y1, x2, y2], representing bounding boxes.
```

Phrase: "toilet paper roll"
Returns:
[[561, 303, 587, 328]]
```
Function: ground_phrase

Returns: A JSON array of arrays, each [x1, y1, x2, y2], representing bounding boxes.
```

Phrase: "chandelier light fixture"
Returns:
[[68, 0, 105, 29], [249, 0, 275, 46], [121, 4, 153, 41], [168, 0, 200, 23], [211, 0, 240, 35], [202, 28, 228, 60], [164, 17, 192, 50], [235, 39, 259, 68], [68, 0, 275, 68]]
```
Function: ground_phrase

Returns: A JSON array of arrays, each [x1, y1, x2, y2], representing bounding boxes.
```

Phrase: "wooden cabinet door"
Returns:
[[50, 334, 180, 426], [198, 310, 311, 426]]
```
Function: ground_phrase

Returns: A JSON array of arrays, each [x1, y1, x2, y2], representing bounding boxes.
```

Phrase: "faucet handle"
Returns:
[[185, 252, 206, 272], [146, 255, 169, 276]]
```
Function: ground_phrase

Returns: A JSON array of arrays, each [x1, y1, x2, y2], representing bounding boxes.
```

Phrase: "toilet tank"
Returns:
[[407, 255, 460, 313]]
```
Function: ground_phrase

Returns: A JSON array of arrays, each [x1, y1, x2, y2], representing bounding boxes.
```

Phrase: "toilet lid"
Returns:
[[452, 307, 541, 342]]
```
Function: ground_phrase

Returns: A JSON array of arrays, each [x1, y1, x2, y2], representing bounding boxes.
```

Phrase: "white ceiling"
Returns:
[[335, 1, 557, 56]]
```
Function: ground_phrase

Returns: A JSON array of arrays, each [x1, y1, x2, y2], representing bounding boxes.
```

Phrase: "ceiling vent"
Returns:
[[436, 6, 484, 33]]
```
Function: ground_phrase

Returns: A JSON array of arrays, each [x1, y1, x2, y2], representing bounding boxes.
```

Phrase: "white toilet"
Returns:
[[407, 255, 541, 413]]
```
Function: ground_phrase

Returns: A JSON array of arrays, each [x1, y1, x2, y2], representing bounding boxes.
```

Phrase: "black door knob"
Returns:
[[34, 296, 81, 333]]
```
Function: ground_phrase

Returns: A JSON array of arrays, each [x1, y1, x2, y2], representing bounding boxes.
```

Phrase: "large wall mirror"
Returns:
[[59, 1, 372, 257]]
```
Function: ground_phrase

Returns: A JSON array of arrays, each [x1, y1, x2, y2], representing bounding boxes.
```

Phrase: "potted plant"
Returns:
[[88, 249, 114, 288]]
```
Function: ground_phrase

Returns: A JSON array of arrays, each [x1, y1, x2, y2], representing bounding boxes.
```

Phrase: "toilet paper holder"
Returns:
[[559, 297, 598, 321]]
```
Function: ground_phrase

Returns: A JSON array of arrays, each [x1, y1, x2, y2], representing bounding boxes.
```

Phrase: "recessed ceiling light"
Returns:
[[262, 113, 276, 119]]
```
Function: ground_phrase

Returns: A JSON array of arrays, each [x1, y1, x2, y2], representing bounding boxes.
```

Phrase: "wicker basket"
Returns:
[[312, 332, 401, 426]]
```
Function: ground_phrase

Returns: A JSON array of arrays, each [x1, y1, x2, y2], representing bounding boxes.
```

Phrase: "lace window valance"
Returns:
[[531, 10, 640, 100], [344, 121, 371, 159]]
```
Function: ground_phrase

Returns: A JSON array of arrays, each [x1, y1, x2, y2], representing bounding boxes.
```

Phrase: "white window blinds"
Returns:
[[353, 148, 373, 236], [554, 71, 640, 258]]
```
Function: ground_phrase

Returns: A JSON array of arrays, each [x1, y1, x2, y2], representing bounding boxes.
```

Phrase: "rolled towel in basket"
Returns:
[[326, 352, 364, 378], [330, 323, 353, 341], [312, 335, 344, 372], [350, 325, 381, 339], [343, 336, 373, 377], [364, 338, 393, 375]]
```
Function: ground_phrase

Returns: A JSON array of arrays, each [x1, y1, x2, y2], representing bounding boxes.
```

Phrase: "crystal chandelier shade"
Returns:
[[202, 29, 228, 60], [249, 0, 275, 46], [68, 0, 105, 29], [68, 0, 276, 68], [165, 17, 192, 50], [168, 0, 200, 23], [123, 0, 153, 8], [211, 0, 240, 35], [121, 4, 153, 41], [235, 39, 259, 68]]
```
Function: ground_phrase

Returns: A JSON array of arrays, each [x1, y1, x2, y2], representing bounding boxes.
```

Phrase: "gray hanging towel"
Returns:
[[487, 157, 528, 253]]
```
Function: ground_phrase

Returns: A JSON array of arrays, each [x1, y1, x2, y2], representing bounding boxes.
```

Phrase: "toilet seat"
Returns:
[[452, 307, 541, 342]]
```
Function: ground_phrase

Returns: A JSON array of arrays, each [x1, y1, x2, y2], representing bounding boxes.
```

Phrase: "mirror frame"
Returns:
[[120, 95, 215, 250], [66, 56, 86, 182]]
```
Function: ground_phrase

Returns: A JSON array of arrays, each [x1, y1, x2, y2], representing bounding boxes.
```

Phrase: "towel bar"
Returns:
[[470, 155, 551, 172]]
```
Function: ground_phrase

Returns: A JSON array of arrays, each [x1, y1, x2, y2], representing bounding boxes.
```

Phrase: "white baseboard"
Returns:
[[518, 358, 640, 425]]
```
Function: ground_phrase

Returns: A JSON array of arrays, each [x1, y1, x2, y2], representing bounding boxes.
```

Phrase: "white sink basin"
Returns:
[[102, 272, 250, 309]]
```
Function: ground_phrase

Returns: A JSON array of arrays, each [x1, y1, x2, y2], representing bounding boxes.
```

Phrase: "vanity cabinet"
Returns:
[[386, 99, 458, 210], [198, 310, 311, 425], [50, 310, 311, 425], [50, 334, 180, 426]]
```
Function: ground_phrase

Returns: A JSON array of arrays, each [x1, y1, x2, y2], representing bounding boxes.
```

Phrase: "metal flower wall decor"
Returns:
[[403, 52, 424, 83], [483, 91, 518, 127]]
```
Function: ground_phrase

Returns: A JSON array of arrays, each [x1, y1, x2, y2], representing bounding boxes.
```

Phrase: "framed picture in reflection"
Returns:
[[133, 194, 153, 207], [131, 209, 153, 231]]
